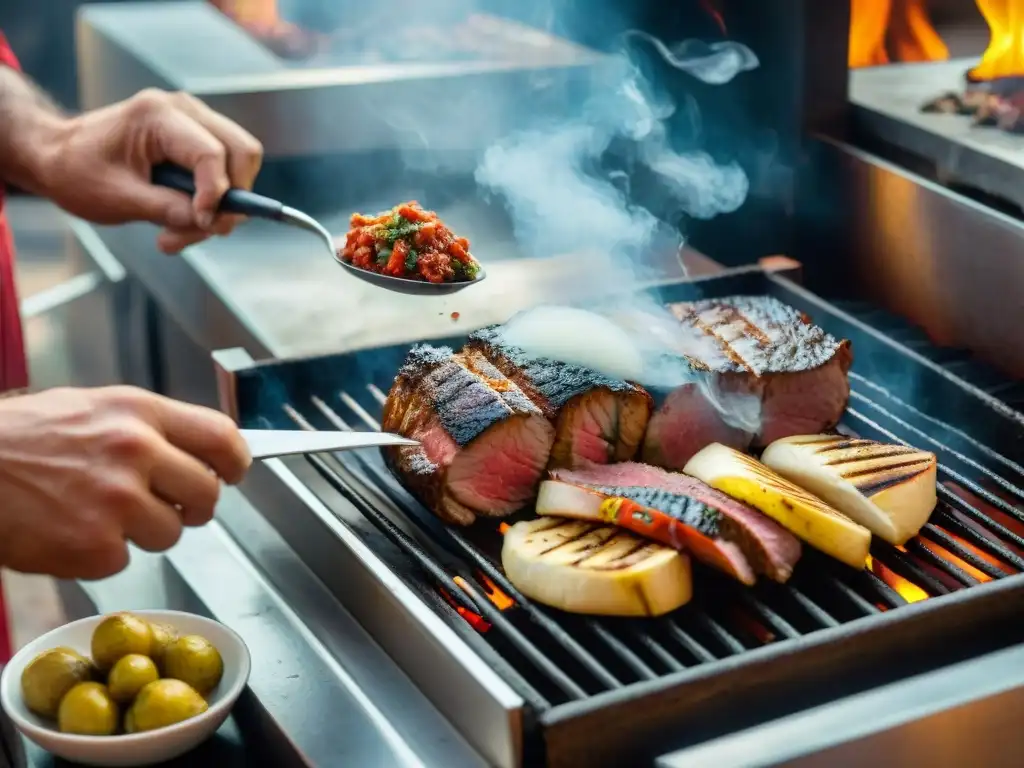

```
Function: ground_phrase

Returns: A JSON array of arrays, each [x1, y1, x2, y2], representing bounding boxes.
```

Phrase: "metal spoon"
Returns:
[[151, 163, 486, 296]]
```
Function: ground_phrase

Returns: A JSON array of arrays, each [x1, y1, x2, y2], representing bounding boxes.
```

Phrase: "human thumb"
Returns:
[[117, 172, 197, 230]]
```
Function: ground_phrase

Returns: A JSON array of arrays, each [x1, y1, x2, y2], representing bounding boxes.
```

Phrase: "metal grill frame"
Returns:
[[214, 266, 1024, 768]]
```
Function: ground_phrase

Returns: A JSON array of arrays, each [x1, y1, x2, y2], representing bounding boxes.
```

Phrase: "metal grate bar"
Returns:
[[850, 373, 1024, 480], [861, 571, 908, 608], [315, 395, 627, 691], [662, 621, 717, 662], [846, 397, 1024, 526], [903, 539, 980, 586], [734, 591, 800, 640], [629, 629, 688, 672], [843, 406, 1024, 557], [917, 525, 1007, 580], [871, 542, 950, 596], [586, 623, 657, 680], [692, 613, 747, 655], [305, 451, 580, 702], [788, 586, 841, 628], [935, 488, 1024, 555], [934, 508, 1024, 570], [826, 576, 882, 616]]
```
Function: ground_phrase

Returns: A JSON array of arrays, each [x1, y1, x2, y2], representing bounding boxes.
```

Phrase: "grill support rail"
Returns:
[[214, 266, 1024, 767]]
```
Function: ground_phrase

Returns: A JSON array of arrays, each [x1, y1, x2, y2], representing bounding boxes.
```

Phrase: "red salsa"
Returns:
[[340, 202, 480, 284]]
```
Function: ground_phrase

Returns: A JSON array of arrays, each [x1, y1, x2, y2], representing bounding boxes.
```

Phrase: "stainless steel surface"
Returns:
[[850, 59, 1024, 207], [808, 136, 1024, 380], [241, 428, 417, 458], [49, 486, 488, 767], [77, 2, 606, 158], [223, 447, 527, 768], [77, 217, 702, 368], [655, 642, 1024, 768]]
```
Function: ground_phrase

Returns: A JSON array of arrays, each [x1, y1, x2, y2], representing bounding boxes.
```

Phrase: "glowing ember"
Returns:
[[866, 555, 929, 604], [439, 583, 492, 633], [849, 0, 949, 68], [498, 522, 511, 535], [972, 0, 1024, 80], [478, 573, 516, 611]]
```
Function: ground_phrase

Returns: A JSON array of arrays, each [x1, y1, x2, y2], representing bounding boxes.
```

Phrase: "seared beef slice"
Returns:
[[382, 344, 556, 525], [643, 296, 852, 469], [467, 327, 652, 469]]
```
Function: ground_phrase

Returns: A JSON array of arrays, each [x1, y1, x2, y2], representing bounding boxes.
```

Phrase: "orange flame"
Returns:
[[972, 0, 1024, 80], [849, 0, 949, 68], [866, 554, 929, 603]]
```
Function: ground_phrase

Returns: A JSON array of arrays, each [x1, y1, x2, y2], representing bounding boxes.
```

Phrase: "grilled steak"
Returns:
[[642, 295, 852, 468], [466, 327, 653, 469], [382, 344, 555, 525], [552, 462, 803, 583]]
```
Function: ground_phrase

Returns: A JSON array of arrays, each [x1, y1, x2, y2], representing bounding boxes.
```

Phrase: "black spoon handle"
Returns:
[[151, 162, 285, 221]]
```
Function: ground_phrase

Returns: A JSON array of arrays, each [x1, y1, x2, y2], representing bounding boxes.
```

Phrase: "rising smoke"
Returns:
[[475, 33, 757, 268], [478, 29, 764, 434]]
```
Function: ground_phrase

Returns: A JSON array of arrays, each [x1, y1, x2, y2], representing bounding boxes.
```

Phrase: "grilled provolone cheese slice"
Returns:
[[761, 435, 937, 546], [502, 518, 692, 617], [684, 443, 871, 569]]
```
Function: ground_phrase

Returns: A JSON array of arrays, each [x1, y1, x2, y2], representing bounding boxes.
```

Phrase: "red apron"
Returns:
[[0, 30, 27, 664], [0, 31, 29, 395]]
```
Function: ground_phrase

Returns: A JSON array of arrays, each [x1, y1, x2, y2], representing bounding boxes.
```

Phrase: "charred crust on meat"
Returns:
[[394, 343, 541, 447], [468, 326, 643, 406]]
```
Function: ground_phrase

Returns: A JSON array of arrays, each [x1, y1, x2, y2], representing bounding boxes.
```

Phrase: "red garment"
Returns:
[[0, 30, 29, 394]]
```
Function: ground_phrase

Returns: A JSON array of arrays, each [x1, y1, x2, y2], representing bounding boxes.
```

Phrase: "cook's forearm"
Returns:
[[0, 66, 67, 194]]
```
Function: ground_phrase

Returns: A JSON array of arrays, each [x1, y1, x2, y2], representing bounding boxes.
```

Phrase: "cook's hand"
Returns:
[[0, 386, 252, 580], [40, 89, 263, 254]]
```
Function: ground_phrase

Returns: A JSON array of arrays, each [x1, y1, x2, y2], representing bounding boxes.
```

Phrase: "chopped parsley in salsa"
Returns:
[[339, 202, 480, 284]]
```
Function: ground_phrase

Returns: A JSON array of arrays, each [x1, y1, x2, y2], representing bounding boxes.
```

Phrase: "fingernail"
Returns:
[[197, 211, 215, 230]]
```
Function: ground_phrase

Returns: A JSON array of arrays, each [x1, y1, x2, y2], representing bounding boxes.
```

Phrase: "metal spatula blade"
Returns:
[[241, 429, 418, 460]]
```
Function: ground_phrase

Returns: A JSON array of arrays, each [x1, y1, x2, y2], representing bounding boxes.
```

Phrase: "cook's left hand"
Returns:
[[40, 88, 264, 254]]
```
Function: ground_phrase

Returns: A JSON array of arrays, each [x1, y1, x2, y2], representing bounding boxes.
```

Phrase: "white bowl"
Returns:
[[0, 609, 251, 766]]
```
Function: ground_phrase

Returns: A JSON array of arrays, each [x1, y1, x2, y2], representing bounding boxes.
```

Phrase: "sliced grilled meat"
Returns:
[[382, 344, 555, 525], [552, 462, 802, 583], [642, 295, 852, 469], [467, 327, 652, 469], [537, 479, 756, 585]]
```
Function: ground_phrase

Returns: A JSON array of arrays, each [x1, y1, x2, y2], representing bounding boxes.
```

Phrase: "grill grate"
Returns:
[[263, 348, 1024, 708], [222, 268, 1024, 763]]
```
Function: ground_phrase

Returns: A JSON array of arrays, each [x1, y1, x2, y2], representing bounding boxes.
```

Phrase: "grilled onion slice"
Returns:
[[501, 518, 692, 617], [760, 435, 937, 546], [684, 443, 871, 569]]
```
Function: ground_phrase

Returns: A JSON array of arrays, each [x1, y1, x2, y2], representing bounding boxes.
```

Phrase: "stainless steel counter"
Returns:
[[71, 212, 710, 376], [4, 486, 486, 767]]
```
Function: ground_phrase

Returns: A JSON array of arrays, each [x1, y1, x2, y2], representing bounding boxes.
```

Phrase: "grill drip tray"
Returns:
[[214, 266, 1024, 767]]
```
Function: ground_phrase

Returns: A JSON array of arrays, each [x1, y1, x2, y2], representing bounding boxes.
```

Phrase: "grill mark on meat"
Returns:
[[669, 296, 846, 376], [824, 447, 918, 465]]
